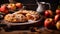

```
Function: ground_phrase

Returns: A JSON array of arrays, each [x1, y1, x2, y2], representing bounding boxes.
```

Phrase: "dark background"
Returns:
[[0, 0, 60, 11]]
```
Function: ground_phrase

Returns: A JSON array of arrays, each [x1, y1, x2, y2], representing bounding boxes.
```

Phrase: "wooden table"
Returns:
[[0, 27, 60, 34]]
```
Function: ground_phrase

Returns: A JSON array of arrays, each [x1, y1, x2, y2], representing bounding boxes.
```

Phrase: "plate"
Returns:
[[2, 17, 42, 26], [3, 19, 40, 25]]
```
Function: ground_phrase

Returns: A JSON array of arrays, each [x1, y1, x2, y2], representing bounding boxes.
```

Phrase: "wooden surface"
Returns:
[[0, 27, 60, 34], [0, 20, 60, 34], [0, 30, 60, 34]]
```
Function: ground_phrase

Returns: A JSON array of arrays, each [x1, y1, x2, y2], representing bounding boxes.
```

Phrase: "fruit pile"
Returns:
[[44, 9, 60, 30], [0, 3, 23, 14]]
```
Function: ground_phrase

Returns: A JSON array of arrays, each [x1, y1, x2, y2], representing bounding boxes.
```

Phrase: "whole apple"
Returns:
[[44, 18, 55, 29], [54, 15, 60, 22], [0, 8, 1, 12], [7, 3, 16, 10], [1, 5, 7, 11], [56, 9, 60, 15], [56, 21, 60, 30], [0, 5, 8, 13], [16, 3, 23, 9], [44, 10, 53, 17]]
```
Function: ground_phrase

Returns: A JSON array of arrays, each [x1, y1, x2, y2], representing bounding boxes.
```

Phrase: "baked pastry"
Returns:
[[4, 14, 14, 22], [28, 11, 38, 14], [4, 14, 27, 23], [13, 10, 39, 15], [13, 10, 40, 21], [26, 13, 40, 21], [13, 10, 29, 14], [14, 14, 27, 22], [4, 10, 40, 23]]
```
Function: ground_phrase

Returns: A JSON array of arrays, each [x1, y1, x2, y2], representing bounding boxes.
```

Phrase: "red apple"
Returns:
[[56, 9, 60, 15], [16, 3, 23, 8], [44, 18, 55, 28], [44, 10, 53, 17], [1, 5, 7, 11], [7, 3, 16, 10], [54, 15, 60, 22], [56, 21, 60, 30], [0, 5, 8, 13], [0, 8, 1, 12]]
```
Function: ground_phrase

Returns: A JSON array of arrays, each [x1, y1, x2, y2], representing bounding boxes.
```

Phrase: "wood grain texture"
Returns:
[[0, 28, 60, 34], [0, 31, 60, 34]]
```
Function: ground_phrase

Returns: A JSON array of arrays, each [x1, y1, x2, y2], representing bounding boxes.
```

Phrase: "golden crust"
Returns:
[[4, 14, 27, 23], [13, 10, 39, 15], [14, 14, 27, 22], [4, 10, 40, 23], [4, 14, 14, 22], [26, 13, 40, 21]]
